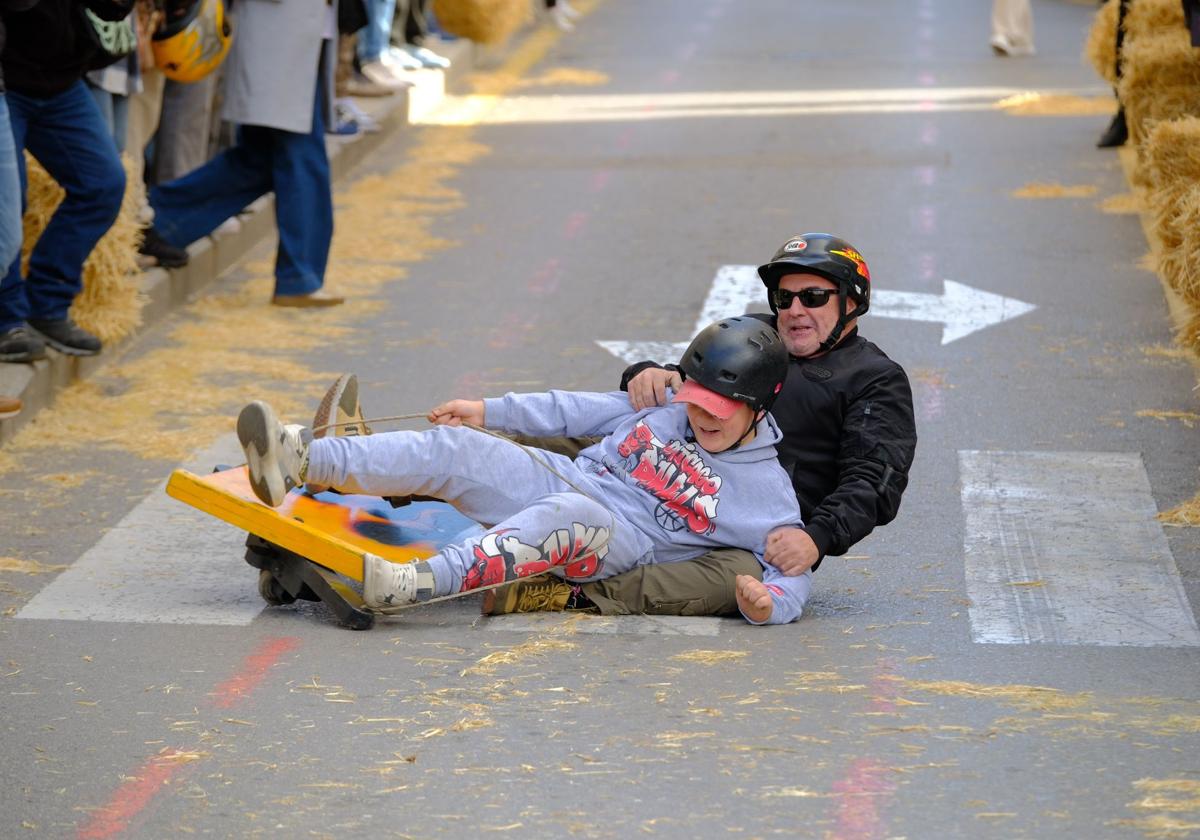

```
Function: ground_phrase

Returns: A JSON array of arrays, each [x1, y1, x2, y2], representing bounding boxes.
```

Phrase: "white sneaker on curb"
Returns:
[[384, 45, 424, 71], [237, 401, 310, 507], [361, 59, 414, 89], [363, 556, 436, 610], [403, 44, 450, 69]]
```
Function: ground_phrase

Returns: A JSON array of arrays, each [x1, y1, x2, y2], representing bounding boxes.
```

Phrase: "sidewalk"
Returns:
[[0, 33, 507, 446]]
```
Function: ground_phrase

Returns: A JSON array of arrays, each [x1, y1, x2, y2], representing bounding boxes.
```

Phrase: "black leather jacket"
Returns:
[[622, 319, 917, 571], [2, 0, 134, 97]]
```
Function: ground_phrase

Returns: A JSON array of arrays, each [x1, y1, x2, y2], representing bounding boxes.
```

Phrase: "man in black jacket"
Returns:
[[486, 233, 917, 618], [0, 0, 134, 362]]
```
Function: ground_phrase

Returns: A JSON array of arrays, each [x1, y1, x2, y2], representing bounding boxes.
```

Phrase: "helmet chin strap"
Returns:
[[817, 294, 850, 354], [720, 410, 766, 453]]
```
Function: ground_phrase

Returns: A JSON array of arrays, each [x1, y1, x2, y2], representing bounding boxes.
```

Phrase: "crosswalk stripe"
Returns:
[[961, 450, 1200, 647]]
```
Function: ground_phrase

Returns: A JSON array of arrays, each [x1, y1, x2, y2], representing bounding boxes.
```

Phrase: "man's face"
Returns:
[[685, 401, 756, 453], [775, 273, 856, 357]]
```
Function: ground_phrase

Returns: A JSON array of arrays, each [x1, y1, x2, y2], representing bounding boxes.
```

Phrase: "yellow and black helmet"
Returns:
[[152, 0, 233, 84]]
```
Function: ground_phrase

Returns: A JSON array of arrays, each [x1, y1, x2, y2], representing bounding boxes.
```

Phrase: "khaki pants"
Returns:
[[512, 435, 765, 617]]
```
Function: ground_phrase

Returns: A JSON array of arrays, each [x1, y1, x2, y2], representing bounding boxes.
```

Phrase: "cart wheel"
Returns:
[[258, 569, 296, 606]]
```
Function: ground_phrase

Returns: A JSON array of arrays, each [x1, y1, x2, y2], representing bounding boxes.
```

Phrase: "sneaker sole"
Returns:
[[237, 402, 287, 507], [27, 332, 99, 357], [0, 348, 47, 362]]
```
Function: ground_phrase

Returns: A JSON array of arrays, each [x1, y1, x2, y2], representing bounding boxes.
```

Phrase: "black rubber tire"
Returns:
[[258, 569, 297, 606]]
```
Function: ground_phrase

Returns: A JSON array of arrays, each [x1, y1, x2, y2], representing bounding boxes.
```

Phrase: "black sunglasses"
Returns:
[[772, 287, 839, 310]]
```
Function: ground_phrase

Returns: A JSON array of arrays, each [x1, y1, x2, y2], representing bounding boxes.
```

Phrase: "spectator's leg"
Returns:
[[20, 81, 124, 323], [268, 83, 333, 296], [0, 95, 22, 274], [151, 75, 217, 184], [357, 0, 396, 63], [0, 92, 31, 334], [148, 130, 273, 249], [581, 548, 764, 617], [404, 0, 429, 44]]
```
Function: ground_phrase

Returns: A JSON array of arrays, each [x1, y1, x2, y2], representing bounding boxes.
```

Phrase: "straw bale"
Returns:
[[1118, 33, 1200, 150], [21, 153, 145, 344], [1085, 0, 1119, 85], [1124, 0, 1185, 44], [432, 0, 528, 45]]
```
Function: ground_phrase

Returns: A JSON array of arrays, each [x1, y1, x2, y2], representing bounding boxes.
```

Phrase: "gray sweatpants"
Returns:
[[305, 426, 654, 597]]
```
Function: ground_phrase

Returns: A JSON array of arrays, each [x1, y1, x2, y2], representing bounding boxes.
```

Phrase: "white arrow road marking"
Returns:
[[873, 281, 1036, 345], [961, 450, 1200, 647], [596, 266, 1036, 363]]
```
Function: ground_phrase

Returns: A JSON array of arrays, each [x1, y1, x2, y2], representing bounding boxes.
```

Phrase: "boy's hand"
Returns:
[[627, 367, 682, 411], [735, 574, 773, 624], [765, 528, 818, 576], [428, 399, 485, 427]]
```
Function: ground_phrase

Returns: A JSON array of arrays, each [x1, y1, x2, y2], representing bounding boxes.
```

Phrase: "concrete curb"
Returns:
[[0, 35, 488, 447]]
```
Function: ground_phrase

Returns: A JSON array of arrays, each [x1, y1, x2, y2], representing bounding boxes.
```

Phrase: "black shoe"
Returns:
[[27, 318, 101, 356], [1097, 108, 1127, 148], [0, 325, 47, 362], [138, 226, 189, 269]]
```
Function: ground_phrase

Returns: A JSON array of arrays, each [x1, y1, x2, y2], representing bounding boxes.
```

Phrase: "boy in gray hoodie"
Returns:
[[236, 318, 811, 625]]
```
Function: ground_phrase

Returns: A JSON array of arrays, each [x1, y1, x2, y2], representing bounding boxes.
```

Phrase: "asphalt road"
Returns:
[[4, 0, 1200, 837]]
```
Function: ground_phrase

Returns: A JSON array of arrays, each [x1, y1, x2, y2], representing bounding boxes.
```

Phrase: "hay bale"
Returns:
[[1085, 0, 1119, 85], [1124, 0, 1186, 44], [1162, 186, 1200, 307], [22, 153, 145, 344], [1118, 32, 1200, 150], [431, 0, 528, 45]]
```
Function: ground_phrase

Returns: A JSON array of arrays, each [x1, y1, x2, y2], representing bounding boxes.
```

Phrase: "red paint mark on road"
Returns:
[[211, 636, 300, 709], [564, 210, 588, 240], [75, 749, 193, 840], [828, 662, 900, 840], [529, 258, 560, 296]]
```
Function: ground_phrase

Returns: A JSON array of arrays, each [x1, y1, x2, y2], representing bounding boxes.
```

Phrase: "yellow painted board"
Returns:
[[166, 468, 369, 581]]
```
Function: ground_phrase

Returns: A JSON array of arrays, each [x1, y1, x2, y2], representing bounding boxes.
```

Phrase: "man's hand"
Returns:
[[428, 399, 485, 427], [735, 574, 773, 623], [765, 528, 819, 576], [627, 367, 683, 411]]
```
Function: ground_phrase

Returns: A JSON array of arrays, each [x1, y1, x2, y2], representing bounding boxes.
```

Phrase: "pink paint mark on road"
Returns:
[[915, 165, 936, 187], [916, 372, 945, 421], [616, 128, 635, 151], [828, 662, 901, 840], [564, 210, 588, 240], [210, 636, 301, 709], [590, 170, 613, 192], [918, 71, 937, 87], [919, 123, 939, 146], [528, 258, 561, 296], [913, 205, 937, 236], [919, 252, 937, 281], [659, 68, 681, 87], [76, 749, 194, 840]]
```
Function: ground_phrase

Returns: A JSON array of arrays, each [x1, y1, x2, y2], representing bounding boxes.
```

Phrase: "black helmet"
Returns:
[[757, 233, 872, 353], [677, 317, 788, 414]]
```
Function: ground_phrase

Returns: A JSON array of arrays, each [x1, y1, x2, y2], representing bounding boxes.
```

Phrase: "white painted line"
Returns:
[[18, 435, 264, 626], [421, 86, 1111, 125], [961, 451, 1200, 647], [483, 613, 721, 636]]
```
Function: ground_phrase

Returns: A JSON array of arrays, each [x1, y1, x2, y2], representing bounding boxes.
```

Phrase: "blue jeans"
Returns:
[[0, 96, 22, 272], [357, 0, 396, 62], [86, 83, 130, 155], [0, 81, 125, 331], [149, 83, 332, 297]]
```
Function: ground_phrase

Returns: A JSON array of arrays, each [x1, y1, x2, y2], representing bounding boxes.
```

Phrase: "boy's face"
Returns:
[[685, 401, 757, 453]]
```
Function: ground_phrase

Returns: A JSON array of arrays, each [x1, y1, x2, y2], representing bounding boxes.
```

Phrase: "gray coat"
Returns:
[[221, 0, 337, 134]]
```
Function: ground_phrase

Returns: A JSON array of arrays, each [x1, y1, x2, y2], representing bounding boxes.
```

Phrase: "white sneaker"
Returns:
[[360, 59, 413, 90], [384, 45, 423, 71], [550, 7, 574, 31], [403, 44, 451, 69], [363, 556, 436, 610], [237, 401, 310, 507], [990, 34, 1035, 57], [559, 0, 580, 19]]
